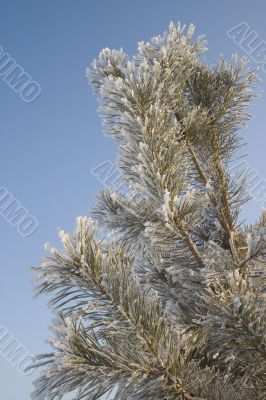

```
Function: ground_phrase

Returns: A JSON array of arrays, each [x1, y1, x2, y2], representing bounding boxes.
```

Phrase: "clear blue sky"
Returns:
[[1, 1, 266, 398]]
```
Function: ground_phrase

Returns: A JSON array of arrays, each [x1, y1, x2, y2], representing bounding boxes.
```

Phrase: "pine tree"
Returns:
[[31, 23, 266, 399]]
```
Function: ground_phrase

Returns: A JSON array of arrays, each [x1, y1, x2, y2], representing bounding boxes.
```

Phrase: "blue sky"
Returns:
[[0, 1, 266, 398]]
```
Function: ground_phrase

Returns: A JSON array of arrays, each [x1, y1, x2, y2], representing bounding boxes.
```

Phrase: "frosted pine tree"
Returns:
[[31, 23, 266, 399]]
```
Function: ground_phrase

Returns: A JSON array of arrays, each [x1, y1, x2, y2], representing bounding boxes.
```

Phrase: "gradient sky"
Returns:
[[1, 1, 266, 398]]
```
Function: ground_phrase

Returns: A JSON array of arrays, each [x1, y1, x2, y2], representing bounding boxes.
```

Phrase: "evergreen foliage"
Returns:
[[31, 23, 266, 399]]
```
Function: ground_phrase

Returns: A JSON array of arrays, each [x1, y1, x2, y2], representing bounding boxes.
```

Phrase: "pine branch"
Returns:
[[33, 217, 216, 399], [182, 135, 241, 263], [32, 22, 265, 399]]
